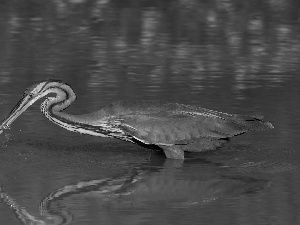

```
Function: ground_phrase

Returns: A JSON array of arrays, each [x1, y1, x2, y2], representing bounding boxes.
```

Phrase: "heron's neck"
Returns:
[[40, 86, 117, 137], [40, 85, 85, 130], [39, 85, 128, 139]]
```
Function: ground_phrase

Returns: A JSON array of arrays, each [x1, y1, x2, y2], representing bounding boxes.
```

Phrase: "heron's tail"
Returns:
[[227, 114, 274, 133]]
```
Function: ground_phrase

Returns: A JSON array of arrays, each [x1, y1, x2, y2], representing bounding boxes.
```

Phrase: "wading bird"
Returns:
[[0, 80, 273, 159]]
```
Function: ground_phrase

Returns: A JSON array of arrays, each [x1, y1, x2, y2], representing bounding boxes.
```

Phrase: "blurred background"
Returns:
[[0, 0, 300, 224]]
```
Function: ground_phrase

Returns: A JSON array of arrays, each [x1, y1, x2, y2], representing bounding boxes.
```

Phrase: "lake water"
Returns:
[[1, 1, 300, 224]]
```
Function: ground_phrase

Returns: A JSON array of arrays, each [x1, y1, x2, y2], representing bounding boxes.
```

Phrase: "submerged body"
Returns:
[[0, 80, 273, 159]]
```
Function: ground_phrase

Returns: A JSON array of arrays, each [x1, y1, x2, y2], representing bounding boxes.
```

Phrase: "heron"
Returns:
[[0, 80, 273, 159]]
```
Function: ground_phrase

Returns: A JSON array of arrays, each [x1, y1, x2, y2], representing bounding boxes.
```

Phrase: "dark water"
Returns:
[[1, 1, 300, 224]]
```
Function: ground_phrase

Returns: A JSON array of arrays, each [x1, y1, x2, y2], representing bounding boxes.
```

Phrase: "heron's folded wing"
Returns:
[[117, 111, 272, 145]]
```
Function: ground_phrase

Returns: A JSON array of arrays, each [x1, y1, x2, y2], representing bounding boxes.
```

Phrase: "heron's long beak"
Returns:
[[0, 94, 38, 133]]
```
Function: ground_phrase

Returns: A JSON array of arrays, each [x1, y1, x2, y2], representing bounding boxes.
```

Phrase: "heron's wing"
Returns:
[[116, 107, 273, 145]]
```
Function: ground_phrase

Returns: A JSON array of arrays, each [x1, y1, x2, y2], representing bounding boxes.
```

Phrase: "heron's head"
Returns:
[[0, 79, 67, 133]]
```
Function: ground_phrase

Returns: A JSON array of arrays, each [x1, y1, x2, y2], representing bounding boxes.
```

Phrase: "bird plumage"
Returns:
[[94, 101, 273, 159], [0, 80, 274, 159]]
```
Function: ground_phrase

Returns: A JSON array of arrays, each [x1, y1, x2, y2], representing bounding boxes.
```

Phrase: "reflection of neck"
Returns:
[[0, 187, 71, 225]]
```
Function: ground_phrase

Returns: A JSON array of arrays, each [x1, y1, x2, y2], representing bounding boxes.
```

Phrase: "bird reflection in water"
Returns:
[[0, 158, 269, 224], [0, 186, 73, 225], [0, 80, 273, 159]]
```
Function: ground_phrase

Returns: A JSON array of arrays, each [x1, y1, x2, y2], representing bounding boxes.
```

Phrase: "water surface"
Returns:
[[1, 1, 300, 224]]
